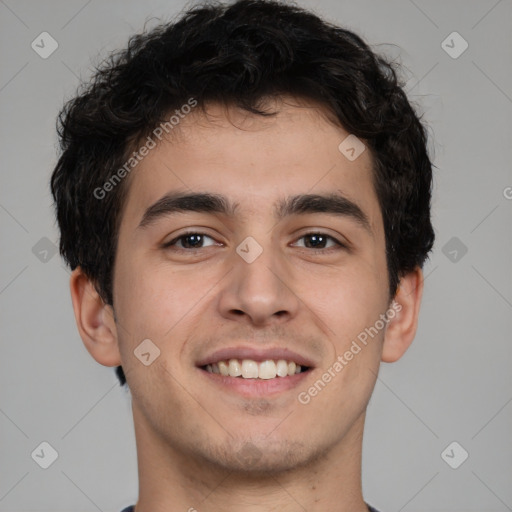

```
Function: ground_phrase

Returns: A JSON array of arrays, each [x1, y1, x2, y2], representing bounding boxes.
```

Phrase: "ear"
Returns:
[[69, 267, 122, 367], [381, 266, 424, 363]]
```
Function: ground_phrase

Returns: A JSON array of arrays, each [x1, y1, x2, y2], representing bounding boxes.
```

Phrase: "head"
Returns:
[[51, 0, 434, 474]]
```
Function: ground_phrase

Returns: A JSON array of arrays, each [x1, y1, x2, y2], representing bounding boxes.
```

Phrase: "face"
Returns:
[[111, 98, 392, 473]]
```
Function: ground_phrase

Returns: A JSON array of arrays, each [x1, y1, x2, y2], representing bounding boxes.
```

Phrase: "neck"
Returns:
[[130, 403, 370, 512]]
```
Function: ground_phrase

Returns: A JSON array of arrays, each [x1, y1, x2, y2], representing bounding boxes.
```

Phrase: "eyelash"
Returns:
[[162, 231, 347, 253]]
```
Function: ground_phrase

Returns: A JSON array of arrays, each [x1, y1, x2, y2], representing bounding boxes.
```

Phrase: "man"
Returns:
[[50, 0, 435, 510]]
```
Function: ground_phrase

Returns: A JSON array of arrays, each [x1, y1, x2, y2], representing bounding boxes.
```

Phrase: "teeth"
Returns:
[[241, 360, 259, 378], [228, 359, 242, 377], [258, 360, 277, 380], [218, 361, 229, 376], [276, 360, 288, 377], [204, 359, 307, 379]]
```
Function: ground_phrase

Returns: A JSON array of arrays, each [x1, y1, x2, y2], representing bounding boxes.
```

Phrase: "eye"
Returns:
[[161, 231, 346, 252], [163, 232, 219, 250], [292, 232, 345, 251]]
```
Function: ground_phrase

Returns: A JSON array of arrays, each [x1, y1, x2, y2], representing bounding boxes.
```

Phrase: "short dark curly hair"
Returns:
[[51, 0, 435, 388]]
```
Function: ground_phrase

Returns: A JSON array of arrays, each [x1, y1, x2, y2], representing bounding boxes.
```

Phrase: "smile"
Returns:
[[202, 358, 309, 379]]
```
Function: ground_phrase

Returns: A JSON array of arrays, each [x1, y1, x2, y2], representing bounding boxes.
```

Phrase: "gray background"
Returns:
[[1, 0, 511, 510]]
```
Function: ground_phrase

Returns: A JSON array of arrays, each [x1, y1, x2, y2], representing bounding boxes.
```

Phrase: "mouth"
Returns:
[[196, 348, 315, 397], [201, 358, 310, 379]]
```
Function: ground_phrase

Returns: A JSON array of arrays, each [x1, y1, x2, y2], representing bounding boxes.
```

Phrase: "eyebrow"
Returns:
[[137, 191, 373, 236]]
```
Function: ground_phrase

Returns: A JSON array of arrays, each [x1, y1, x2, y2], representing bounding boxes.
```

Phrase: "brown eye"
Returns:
[[293, 232, 344, 250], [164, 232, 217, 250]]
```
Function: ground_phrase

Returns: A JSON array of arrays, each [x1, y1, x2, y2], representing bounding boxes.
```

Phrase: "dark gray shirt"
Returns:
[[121, 504, 382, 511]]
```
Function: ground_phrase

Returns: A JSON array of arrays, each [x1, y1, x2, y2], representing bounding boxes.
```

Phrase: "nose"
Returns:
[[217, 240, 300, 327]]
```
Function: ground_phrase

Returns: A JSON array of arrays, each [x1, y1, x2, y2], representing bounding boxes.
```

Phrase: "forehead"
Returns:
[[119, 99, 382, 232]]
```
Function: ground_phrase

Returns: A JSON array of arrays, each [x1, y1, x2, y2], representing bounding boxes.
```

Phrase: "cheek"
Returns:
[[310, 268, 385, 414], [308, 260, 388, 353], [114, 257, 209, 344], [112, 253, 166, 343]]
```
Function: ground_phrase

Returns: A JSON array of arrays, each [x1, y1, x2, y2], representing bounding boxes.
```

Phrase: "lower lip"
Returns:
[[198, 367, 312, 397]]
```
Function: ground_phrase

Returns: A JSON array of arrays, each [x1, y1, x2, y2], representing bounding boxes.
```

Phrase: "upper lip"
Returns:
[[196, 346, 316, 368]]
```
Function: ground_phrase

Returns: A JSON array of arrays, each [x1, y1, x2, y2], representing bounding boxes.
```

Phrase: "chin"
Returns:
[[202, 438, 315, 475]]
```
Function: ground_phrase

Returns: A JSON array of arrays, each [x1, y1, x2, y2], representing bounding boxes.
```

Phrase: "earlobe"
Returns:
[[69, 267, 122, 367], [381, 266, 424, 363]]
